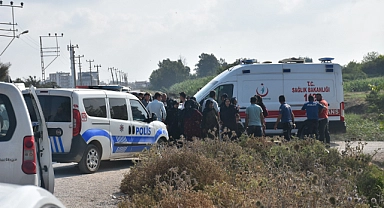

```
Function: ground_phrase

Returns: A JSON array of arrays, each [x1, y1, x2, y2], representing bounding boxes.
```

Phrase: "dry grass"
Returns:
[[119, 137, 384, 207]]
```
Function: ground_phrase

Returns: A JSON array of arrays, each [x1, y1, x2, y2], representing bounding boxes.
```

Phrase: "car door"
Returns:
[[127, 99, 155, 151], [107, 96, 132, 158], [34, 90, 72, 155], [29, 87, 54, 193]]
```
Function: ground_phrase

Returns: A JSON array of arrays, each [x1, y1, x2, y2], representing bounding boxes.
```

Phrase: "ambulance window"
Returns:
[[129, 100, 148, 121], [0, 94, 16, 142], [36, 96, 71, 122], [109, 98, 128, 120], [83, 98, 107, 118], [215, 84, 234, 105]]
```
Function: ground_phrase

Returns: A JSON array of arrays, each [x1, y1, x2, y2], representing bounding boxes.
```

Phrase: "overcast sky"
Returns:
[[0, 0, 383, 83]]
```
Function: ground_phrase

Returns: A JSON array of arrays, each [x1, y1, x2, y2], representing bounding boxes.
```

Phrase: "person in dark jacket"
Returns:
[[165, 100, 180, 141], [183, 100, 202, 140], [202, 100, 219, 139], [255, 95, 268, 118], [220, 98, 238, 139]]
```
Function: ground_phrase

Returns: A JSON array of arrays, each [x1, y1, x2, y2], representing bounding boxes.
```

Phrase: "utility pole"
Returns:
[[75, 55, 84, 86], [114, 68, 119, 85], [109, 67, 115, 84], [40, 33, 64, 82], [86, 59, 94, 86], [67, 43, 78, 88], [94, 64, 101, 85], [0, 1, 26, 57]]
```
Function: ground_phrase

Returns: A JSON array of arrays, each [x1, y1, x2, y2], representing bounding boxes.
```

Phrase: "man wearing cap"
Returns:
[[316, 93, 330, 144]]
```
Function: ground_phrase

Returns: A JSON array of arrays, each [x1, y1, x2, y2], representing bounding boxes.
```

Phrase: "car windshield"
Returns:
[[194, 80, 218, 102]]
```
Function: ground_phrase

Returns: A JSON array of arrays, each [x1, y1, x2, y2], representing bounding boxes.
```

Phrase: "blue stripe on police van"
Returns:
[[111, 128, 164, 144], [82, 129, 111, 142], [58, 137, 64, 153], [111, 129, 165, 153], [49, 137, 54, 153], [52, 136, 59, 153], [80, 128, 167, 153]]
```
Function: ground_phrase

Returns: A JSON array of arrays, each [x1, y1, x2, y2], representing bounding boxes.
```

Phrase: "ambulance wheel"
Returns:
[[79, 144, 101, 174]]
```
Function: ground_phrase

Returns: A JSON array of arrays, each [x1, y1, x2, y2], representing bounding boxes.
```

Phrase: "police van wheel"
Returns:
[[79, 144, 101, 174]]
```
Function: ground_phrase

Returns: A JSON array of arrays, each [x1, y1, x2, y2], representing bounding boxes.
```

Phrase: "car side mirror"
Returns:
[[151, 113, 157, 121]]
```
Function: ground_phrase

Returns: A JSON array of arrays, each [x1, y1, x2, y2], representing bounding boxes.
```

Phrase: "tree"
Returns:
[[195, 53, 220, 77], [149, 59, 190, 90], [360, 52, 384, 76], [216, 59, 242, 74], [0, 62, 11, 82], [362, 51, 380, 63], [342, 61, 367, 81]]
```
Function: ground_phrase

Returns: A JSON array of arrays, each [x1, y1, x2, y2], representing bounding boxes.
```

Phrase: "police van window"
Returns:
[[129, 100, 148, 121], [109, 98, 128, 120], [83, 98, 107, 118], [36, 96, 71, 122], [0, 94, 16, 142], [23, 95, 38, 122], [215, 84, 234, 105]]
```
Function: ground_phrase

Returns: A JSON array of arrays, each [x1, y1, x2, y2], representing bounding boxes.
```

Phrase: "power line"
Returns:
[[86, 59, 94, 85], [40, 33, 64, 81]]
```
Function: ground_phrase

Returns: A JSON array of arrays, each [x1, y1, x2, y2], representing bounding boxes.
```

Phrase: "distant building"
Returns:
[[77, 72, 98, 86], [48, 72, 72, 88], [134, 81, 149, 88]]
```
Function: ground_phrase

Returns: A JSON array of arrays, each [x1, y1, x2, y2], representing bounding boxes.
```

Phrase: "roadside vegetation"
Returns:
[[119, 137, 384, 207]]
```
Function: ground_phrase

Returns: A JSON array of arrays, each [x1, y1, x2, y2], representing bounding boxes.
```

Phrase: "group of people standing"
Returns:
[[137, 91, 330, 144], [273, 93, 330, 144]]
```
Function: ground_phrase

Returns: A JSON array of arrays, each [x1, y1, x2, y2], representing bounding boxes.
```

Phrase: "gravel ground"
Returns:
[[53, 160, 133, 208]]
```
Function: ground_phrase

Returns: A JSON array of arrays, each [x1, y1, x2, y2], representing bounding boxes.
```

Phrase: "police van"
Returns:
[[23, 88, 169, 173], [194, 57, 346, 135], [0, 82, 54, 193]]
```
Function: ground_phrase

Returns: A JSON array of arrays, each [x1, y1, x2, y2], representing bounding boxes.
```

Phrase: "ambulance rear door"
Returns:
[[236, 64, 284, 132]]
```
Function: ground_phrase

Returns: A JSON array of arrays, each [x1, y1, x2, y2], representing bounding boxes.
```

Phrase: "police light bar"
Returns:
[[319, 57, 334, 63]]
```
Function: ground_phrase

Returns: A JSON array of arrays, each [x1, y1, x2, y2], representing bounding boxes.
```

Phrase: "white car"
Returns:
[[0, 82, 54, 193], [0, 183, 65, 208], [24, 88, 169, 173]]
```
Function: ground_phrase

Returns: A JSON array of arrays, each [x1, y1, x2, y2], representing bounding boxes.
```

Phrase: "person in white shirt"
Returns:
[[178, 92, 187, 110], [201, 90, 219, 113], [146, 92, 167, 122]]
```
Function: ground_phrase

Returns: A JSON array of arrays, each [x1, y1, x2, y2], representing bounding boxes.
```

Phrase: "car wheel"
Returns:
[[79, 144, 101, 174], [156, 137, 167, 152]]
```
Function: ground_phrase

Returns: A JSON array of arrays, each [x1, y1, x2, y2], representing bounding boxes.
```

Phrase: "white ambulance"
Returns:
[[23, 88, 169, 173], [194, 58, 346, 135]]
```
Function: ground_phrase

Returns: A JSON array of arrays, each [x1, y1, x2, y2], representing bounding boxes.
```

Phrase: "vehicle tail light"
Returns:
[[22, 136, 37, 174], [340, 102, 345, 122], [73, 109, 82, 136]]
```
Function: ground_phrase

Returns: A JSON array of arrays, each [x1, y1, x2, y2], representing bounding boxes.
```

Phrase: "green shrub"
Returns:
[[344, 77, 384, 92], [342, 113, 384, 141], [168, 76, 214, 96], [357, 165, 384, 206]]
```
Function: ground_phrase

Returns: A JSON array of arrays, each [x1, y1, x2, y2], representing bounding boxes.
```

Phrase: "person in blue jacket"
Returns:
[[301, 95, 325, 139]]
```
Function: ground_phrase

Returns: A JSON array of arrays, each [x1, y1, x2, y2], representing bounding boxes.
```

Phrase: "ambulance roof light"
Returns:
[[278, 57, 304, 63], [319, 57, 334, 63], [241, 59, 257, 64]]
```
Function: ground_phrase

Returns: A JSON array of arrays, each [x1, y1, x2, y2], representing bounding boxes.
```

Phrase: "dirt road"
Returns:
[[54, 160, 133, 208]]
